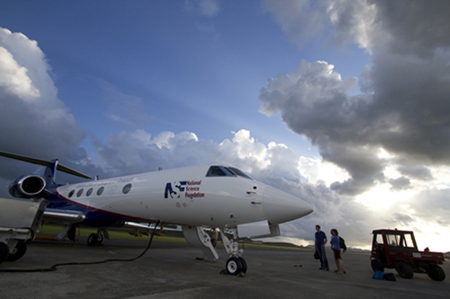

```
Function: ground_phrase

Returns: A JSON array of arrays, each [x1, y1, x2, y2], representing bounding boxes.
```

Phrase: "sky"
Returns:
[[1, 0, 450, 252]]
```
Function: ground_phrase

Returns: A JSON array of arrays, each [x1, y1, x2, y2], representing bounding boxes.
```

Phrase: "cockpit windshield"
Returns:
[[224, 167, 252, 179], [206, 166, 252, 179], [206, 166, 227, 177]]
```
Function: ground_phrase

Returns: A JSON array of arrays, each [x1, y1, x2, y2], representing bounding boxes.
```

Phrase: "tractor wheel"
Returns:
[[396, 261, 414, 279], [428, 265, 445, 281], [371, 258, 384, 272]]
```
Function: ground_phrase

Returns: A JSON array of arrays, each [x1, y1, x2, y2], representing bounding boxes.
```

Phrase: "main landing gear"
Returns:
[[220, 228, 247, 276], [87, 228, 109, 246]]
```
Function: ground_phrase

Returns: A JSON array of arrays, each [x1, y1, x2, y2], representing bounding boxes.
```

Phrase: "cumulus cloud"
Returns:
[[260, 1, 450, 197], [0, 28, 86, 161], [264, 0, 450, 55], [257, 0, 450, 250]]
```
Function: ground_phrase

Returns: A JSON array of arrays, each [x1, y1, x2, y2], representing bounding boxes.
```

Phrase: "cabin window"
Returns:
[[76, 189, 84, 197], [86, 188, 93, 197], [206, 166, 227, 177], [97, 187, 104, 196], [123, 184, 132, 194], [68, 190, 75, 198]]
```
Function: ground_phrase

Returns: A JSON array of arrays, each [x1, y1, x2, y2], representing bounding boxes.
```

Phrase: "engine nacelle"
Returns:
[[9, 175, 46, 198]]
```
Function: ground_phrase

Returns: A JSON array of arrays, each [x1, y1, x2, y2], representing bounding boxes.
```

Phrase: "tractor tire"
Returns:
[[371, 258, 384, 272], [428, 265, 445, 281], [396, 261, 414, 279]]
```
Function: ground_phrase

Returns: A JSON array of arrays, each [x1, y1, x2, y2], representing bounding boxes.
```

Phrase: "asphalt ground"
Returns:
[[1, 237, 449, 299]]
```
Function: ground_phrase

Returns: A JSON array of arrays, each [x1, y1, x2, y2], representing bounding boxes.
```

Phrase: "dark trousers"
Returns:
[[316, 246, 329, 270]]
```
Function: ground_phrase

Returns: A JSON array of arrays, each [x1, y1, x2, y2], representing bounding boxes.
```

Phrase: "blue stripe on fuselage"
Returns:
[[45, 192, 141, 227]]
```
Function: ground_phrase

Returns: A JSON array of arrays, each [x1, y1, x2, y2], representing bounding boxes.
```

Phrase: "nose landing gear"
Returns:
[[220, 228, 247, 276]]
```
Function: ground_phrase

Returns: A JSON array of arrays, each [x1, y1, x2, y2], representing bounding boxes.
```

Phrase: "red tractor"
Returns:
[[370, 229, 446, 281]]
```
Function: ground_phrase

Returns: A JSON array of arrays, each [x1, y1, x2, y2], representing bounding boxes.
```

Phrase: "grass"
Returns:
[[37, 223, 312, 250]]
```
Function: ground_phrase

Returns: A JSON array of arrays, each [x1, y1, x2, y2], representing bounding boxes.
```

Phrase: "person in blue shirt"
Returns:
[[315, 225, 329, 271], [330, 228, 346, 274]]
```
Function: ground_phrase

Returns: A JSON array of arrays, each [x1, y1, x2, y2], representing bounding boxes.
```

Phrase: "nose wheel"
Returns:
[[225, 257, 247, 275]]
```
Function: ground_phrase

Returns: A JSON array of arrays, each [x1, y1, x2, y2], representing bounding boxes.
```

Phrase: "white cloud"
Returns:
[[0, 46, 40, 101], [0, 27, 85, 161]]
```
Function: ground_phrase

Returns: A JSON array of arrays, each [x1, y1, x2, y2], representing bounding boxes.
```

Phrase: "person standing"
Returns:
[[330, 228, 346, 274], [315, 225, 329, 271], [210, 228, 218, 249]]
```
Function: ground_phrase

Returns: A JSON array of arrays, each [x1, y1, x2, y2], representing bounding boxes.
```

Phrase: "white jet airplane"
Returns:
[[0, 151, 313, 275]]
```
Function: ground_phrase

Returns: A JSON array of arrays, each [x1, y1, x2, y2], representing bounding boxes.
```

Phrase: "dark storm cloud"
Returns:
[[397, 166, 433, 181], [261, 0, 450, 195], [367, 0, 450, 56], [389, 177, 411, 192]]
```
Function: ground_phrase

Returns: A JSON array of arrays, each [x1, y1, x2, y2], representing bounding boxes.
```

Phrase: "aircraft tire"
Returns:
[[0, 242, 9, 264], [239, 257, 247, 273], [226, 257, 243, 275], [5, 241, 27, 262], [87, 233, 99, 246]]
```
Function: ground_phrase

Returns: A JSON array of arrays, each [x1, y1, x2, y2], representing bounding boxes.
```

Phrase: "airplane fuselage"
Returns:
[[1, 150, 314, 272], [52, 164, 311, 228]]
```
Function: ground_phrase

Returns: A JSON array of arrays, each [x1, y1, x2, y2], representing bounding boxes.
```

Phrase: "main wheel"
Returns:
[[0, 242, 10, 264], [226, 257, 243, 275], [87, 233, 102, 246], [396, 261, 414, 279], [5, 241, 27, 262], [428, 265, 445, 281]]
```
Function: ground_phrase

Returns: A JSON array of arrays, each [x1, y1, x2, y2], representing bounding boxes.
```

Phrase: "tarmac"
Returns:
[[1, 236, 449, 299]]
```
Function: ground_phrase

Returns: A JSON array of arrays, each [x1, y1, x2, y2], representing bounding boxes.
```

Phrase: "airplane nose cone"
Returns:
[[262, 185, 313, 224]]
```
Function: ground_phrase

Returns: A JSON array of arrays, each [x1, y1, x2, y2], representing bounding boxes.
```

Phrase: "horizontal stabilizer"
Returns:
[[0, 151, 92, 179]]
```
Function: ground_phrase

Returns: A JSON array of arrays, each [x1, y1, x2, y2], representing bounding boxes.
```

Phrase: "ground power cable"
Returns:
[[0, 220, 161, 273]]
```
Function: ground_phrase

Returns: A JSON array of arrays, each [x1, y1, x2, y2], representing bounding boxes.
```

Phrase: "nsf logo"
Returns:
[[164, 181, 186, 199]]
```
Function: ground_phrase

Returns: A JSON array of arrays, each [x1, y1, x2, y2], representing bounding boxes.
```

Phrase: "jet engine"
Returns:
[[9, 175, 46, 198]]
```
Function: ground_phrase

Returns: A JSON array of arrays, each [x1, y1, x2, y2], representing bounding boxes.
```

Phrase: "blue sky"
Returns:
[[0, 0, 369, 156], [1, 0, 450, 252]]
